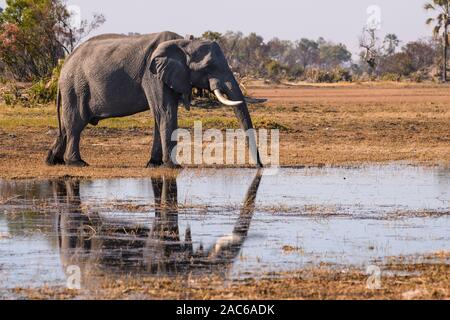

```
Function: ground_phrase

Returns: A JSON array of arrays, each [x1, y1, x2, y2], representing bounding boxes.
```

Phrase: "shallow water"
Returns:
[[0, 165, 449, 291]]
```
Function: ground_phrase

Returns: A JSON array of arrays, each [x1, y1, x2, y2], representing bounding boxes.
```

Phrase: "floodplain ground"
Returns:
[[0, 83, 449, 300]]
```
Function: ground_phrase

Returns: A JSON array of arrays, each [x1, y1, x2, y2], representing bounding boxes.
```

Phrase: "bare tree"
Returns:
[[55, 10, 106, 54], [359, 27, 379, 70]]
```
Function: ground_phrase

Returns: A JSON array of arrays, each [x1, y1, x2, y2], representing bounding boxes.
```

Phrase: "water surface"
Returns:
[[0, 165, 449, 292]]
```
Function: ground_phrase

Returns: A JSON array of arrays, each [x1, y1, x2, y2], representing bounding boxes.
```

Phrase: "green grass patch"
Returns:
[[254, 118, 290, 131], [0, 104, 289, 132], [0, 105, 56, 128], [97, 116, 153, 129]]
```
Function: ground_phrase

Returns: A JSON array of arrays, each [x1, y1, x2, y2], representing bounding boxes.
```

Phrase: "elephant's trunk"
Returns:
[[223, 77, 263, 167]]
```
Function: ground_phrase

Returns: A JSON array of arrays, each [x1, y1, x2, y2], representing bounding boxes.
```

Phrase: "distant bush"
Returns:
[[287, 65, 305, 81], [1, 83, 29, 106], [303, 68, 327, 83], [29, 79, 56, 104], [381, 73, 402, 82], [264, 60, 287, 82], [29, 59, 63, 104], [410, 71, 426, 83], [330, 67, 352, 82], [1, 59, 63, 106], [303, 67, 352, 83]]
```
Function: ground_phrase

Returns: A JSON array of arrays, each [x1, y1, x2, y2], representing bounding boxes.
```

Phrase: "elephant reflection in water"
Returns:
[[55, 171, 262, 285]]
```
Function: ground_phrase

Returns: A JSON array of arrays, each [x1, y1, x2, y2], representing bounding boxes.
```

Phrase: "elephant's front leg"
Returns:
[[144, 76, 181, 168], [158, 102, 180, 168], [147, 120, 163, 168]]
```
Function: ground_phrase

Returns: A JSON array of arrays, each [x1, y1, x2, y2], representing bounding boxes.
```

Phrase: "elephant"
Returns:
[[54, 171, 262, 284], [46, 31, 263, 168]]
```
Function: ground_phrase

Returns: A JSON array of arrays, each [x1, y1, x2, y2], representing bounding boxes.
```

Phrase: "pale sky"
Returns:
[[0, 0, 437, 56]]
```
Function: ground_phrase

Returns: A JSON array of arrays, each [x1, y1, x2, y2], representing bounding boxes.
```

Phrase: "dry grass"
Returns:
[[10, 252, 450, 300], [1, 83, 450, 179]]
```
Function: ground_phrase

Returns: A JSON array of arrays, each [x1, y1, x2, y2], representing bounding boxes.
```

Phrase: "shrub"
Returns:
[[287, 65, 305, 80], [410, 71, 427, 82], [303, 67, 352, 83], [2, 92, 16, 105], [304, 68, 327, 83], [331, 67, 352, 82], [381, 73, 402, 82], [29, 79, 56, 104], [0, 59, 62, 106], [1, 82, 30, 106], [264, 60, 287, 82], [29, 59, 63, 104]]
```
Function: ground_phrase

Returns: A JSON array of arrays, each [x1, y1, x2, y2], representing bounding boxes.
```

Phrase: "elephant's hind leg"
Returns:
[[64, 125, 88, 167], [62, 98, 89, 167], [64, 136, 88, 167], [46, 132, 67, 166]]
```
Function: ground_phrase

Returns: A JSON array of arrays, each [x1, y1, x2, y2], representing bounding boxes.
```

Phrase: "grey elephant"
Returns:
[[46, 31, 263, 168]]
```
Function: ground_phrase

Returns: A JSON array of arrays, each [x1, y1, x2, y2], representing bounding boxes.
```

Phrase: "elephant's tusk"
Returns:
[[213, 89, 243, 106]]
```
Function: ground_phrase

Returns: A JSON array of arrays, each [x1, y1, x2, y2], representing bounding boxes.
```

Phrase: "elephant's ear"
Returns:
[[150, 43, 192, 95]]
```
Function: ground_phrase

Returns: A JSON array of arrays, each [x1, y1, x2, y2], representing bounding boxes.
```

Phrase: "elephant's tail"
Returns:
[[46, 87, 66, 166], [56, 86, 62, 137]]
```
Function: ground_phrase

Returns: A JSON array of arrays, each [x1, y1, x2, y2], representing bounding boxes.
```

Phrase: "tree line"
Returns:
[[203, 31, 443, 83], [202, 31, 353, 82], [0, 0, 448, 85]]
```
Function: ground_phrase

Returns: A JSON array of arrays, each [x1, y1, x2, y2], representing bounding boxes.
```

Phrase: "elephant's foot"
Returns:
[[146, 159, 163, 168], [46, 150, 65, 166], [46, 136, 67, 166], [65, 159, 89, 168]]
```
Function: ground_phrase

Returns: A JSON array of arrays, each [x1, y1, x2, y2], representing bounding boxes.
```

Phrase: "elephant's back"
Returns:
[[65, 31, 182, 64], [60, 31, 183, 83]]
